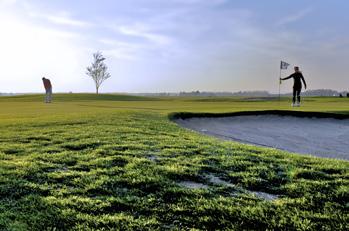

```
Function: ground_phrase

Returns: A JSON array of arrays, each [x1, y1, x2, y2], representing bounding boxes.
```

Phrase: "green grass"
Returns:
[[0, 94, 348, 230], [0, 93, 160, 102]]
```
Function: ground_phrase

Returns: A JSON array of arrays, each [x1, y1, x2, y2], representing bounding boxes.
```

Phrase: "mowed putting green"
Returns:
[[0, 94, 348, 230]]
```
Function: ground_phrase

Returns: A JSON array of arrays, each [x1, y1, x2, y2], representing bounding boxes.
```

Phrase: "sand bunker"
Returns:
[[176, 115, 349, 160]]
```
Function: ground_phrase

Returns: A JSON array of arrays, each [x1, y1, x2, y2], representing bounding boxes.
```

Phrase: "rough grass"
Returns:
[[0, 94, 348, 230]]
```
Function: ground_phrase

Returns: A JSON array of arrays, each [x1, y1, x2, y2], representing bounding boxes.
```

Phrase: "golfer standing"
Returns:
[[280, 66, 307, 107], [42, 77, 52, 103]]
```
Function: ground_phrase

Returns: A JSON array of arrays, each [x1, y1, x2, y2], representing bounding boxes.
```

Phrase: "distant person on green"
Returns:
[[42, 77, 52, 103], [280, 66, 307, 107]]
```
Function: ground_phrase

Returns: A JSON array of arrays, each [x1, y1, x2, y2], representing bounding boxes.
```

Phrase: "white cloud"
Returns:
[[29, 11, 92, 27], [0, 11, 89, 92], [117, 24, 172, 46], [100, 39, 142, 60], [276, 8, 313, 26], [170, 0, 227, 6], [45, 15, 91, 27], [1, 1, 348, 93], [0, 0, 17, 6]]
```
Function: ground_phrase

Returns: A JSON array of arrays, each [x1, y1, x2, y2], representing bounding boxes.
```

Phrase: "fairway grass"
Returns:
[[0, 94, 348, 230]]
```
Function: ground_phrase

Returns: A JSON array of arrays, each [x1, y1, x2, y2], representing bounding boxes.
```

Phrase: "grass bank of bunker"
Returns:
[[172, 110, 349, 160]]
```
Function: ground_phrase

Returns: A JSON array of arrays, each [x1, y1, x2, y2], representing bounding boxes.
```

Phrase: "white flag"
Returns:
[[280, 61, 290, 70]]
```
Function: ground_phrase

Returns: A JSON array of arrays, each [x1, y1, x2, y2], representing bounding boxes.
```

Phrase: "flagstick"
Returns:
[[279, 68, 281, 102]]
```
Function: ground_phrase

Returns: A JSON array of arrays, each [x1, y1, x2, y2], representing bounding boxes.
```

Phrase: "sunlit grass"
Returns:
[[0, 94, 348, 230]]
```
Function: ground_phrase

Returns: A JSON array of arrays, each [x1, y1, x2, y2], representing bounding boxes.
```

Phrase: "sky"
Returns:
[[0, 0, 348, 93]]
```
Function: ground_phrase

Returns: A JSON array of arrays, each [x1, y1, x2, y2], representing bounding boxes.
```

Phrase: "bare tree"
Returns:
[[86, 52, 111, 94]]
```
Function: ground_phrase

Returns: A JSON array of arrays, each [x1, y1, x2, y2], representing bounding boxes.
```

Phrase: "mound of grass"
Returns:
[[0, 95, 348, 230]]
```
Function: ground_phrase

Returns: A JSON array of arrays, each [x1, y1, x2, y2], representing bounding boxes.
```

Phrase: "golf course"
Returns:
[[0, 94, 348, 230]]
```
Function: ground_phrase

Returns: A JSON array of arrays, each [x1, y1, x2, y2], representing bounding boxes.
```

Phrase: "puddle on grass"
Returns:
[[251, 191, 278, 201], [206, 174, 279, 201], [46, 166, 69, 173], [147, 155, 158, 162], [207, 174, 235, 187], [178, 181, 208, 189]]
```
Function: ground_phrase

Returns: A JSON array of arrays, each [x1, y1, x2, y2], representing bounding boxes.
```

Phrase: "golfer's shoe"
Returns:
[[291, 103, 296, 107], [296, 102, 301, 107]]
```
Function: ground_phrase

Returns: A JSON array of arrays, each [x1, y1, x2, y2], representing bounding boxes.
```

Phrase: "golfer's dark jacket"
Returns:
[[283, 72, 306, 89]]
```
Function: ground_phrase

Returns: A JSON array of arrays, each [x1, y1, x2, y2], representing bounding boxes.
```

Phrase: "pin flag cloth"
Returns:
[[280, 61, 290, 70], [279, 61, 290, 85]]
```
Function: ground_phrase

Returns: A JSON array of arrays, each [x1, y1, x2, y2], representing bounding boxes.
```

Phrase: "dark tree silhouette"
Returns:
[[86, 52, 111, 94]]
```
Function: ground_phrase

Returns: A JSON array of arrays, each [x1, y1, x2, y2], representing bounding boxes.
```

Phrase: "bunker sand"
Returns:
[[176, 115, 349, 160]]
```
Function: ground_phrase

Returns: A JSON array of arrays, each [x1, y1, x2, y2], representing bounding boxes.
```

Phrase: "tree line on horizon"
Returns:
[[1, 89, 348, 97], [134, 89, 349, 97]]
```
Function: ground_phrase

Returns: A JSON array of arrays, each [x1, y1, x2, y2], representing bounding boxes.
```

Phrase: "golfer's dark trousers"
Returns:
[[293, 87, 301, 103]]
